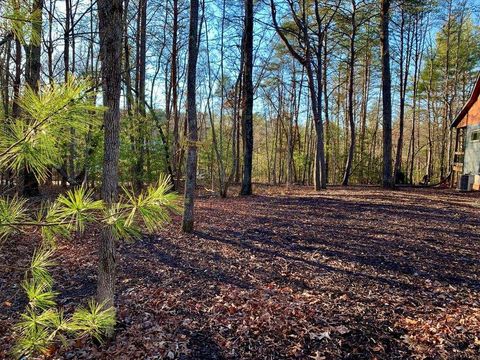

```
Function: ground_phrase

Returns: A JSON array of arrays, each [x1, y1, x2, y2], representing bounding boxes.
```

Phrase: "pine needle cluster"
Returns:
[[0, 77, 181, 357], [0, 177, 180, 357], [0, 76, 100, 182]]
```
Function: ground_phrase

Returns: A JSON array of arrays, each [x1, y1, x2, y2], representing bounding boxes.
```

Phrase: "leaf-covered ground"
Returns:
[[1, 186, 480, 359]]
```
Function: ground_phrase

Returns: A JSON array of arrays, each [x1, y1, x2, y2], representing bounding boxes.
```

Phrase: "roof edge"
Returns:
[[451, 73, 480, 128]]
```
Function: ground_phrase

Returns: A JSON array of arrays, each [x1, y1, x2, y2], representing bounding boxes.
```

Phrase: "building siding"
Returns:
[[464, 124, 480, 175], [458, 97, 480, 128], [452, 75, 480, 188]]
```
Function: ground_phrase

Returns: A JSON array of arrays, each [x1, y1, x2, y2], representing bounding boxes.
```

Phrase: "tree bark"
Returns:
[[1, 39, 10, 119], [342, 5, 356, 186], [359, 40, 371, 183], [22, 0, 43, 197], [394, 10, 412, 184], [170, 0, 180, 190], [12, 38, 21, 119], [134, 0, 147, 191], [97, 0, 123, 308], [323, 33, 330, 184], [240, 0, 254, 195], [270, 0, 329, 190], [380, 0, 393, 188], [182, 0, 200, 232]]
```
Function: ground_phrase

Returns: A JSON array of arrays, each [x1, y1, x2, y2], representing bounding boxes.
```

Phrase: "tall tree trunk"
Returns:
[[409, 15, 424, 184], [64, 0, 70, 80], [170, 0, 180, 190], [426, 54, 435, 181], [22, 0, 43, 197], [272, 107, 278, 184], [394, 10, 412, 184], [47, 0, 54, 84], [182, 0, 200, 232], [97, 0, 123, 308], [369, 92, 382, 182], [204, 3, 227, 197], [286, 66, 296, 188], [218, 0, 229, 196], [24, 0, 43, 93], [12, 38, 21, 119], [313, 0, 328, 190], [342, 1, 356, 186], [134, 0, 147, 191], [305, 59, 327, 190], [1, 39, 10, 118], [323, 33, 330, 184], [380, 0, 393, 188], [394, 11, 406, 184], [359, 42, 371, 183], [64, 0, 78, 182], [240, 0, 254, 195], [232, 45, 244, 185], [44, 0, 56, 186], [123, 0, 136, 181]]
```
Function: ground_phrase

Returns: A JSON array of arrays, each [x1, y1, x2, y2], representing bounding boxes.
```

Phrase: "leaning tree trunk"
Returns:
[[380, 0, 393, 188], [97, 0, 123, 308], [240, 0, 254, 195], [182, 0, 200, 233]]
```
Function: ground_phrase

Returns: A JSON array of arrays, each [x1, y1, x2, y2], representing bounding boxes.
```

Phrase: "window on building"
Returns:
[[472, 130, 480, 142]]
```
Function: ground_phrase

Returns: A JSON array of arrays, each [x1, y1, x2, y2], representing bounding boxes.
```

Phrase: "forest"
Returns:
[[1, 0, 480, 358]]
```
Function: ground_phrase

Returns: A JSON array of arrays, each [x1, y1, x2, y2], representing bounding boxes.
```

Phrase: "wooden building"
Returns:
[[451, 75, 480, 190]]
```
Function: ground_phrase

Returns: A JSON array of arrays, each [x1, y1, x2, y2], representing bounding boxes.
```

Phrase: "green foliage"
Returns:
[[15, 247, 61, 356], [419, 14, 480, 96], [0, 76, 101, 181], [0, 196, 27, 243], [69, 300, 116, 342], [3, 178, 180, 357], [0, 6, 182, 355], [40, 201, 76, 244], [29, 247, 56, 287], [14, 249, 115, 357], [1, 118, 57, 180], [119, 111, 171, 185], [119, 174, 181, 238], [54, 187, 104, 234], [104, 202, 141, 240], [0, 174, 179, 358], [0, 0, 42, 45], [14, 309, 63, 356], [22, 277, 58, 310]]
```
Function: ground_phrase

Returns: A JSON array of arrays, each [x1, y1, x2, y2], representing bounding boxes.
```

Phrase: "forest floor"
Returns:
[[1, 185, 480, 359]]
